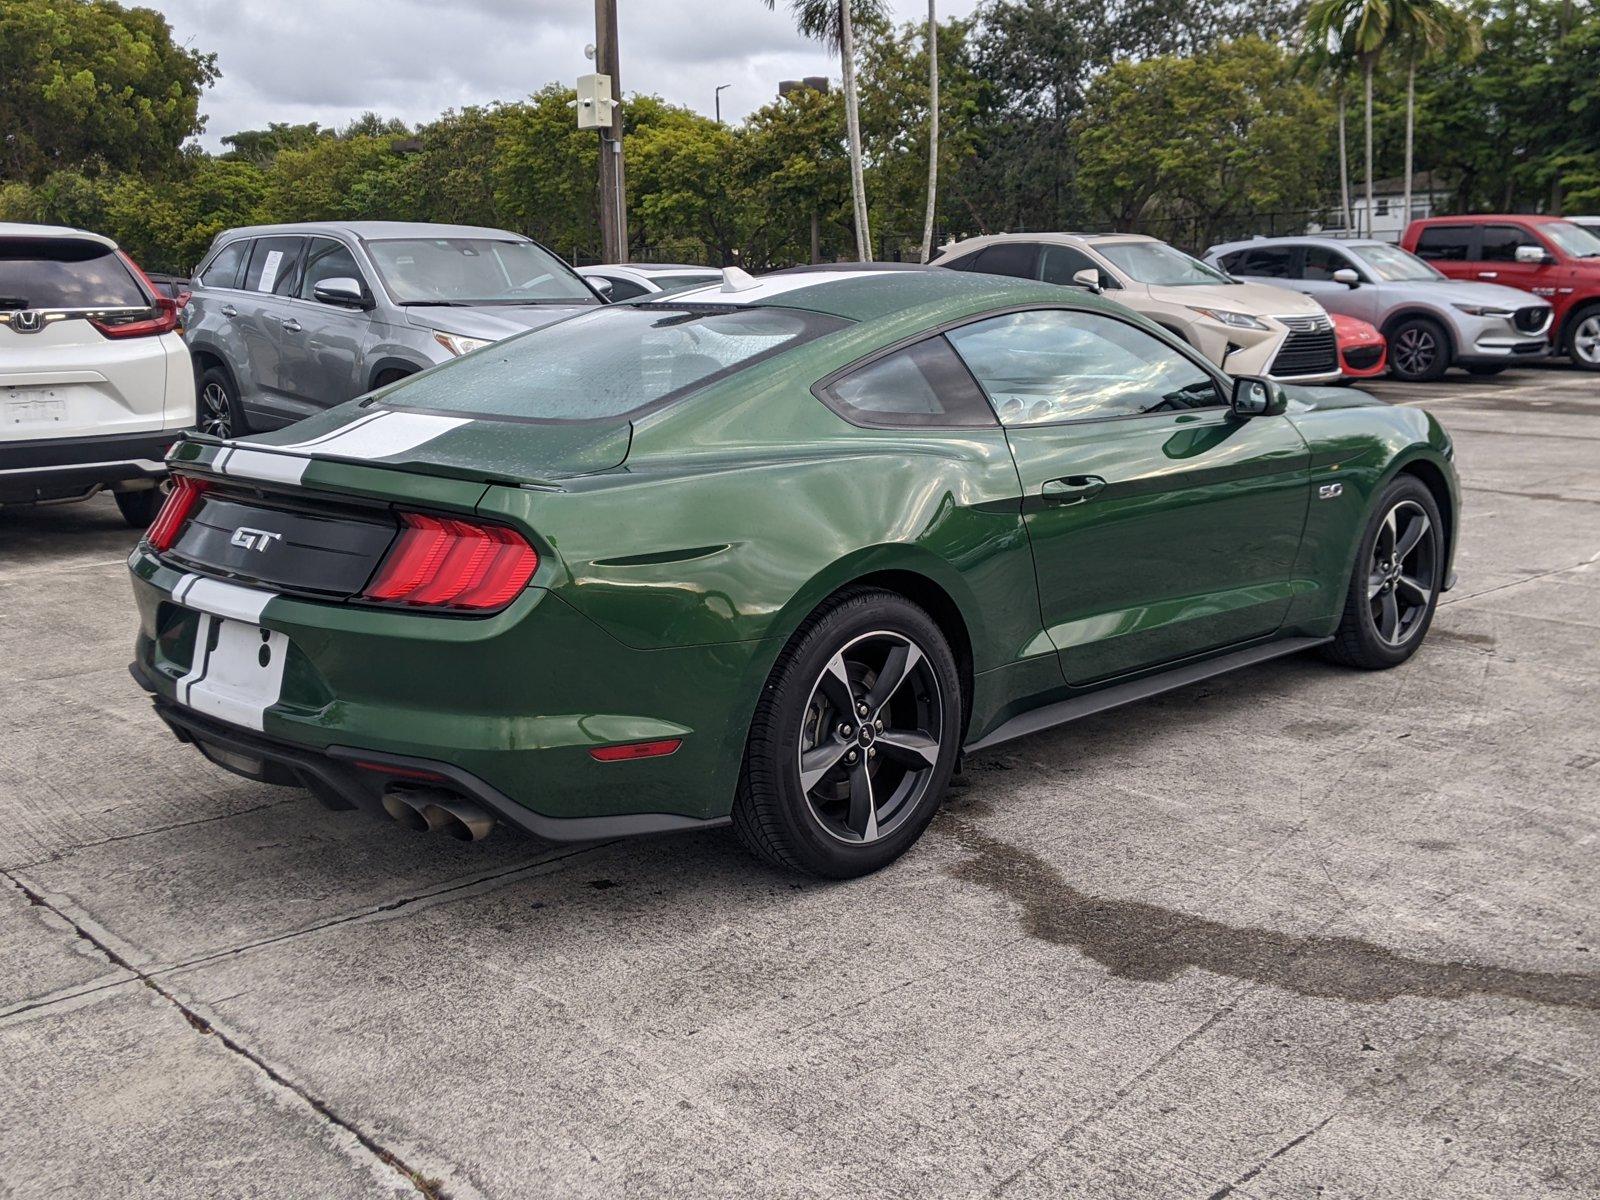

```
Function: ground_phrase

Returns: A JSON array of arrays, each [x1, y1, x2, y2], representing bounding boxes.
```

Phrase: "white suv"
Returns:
[[0, 223, 192, 525]]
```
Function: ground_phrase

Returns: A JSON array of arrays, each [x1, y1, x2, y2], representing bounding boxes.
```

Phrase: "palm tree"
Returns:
[[765, 0, 887, 260], [1304, 0, 1392, 236], [1390, 1, 1480, 224], [919, 1, 940, 263], [1298, 37, 1357, 234]]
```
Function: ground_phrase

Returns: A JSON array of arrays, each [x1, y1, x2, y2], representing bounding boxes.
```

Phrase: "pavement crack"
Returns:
[[1206, 1113, 1335, 1199], [1, 868, 445, 1198], [7, 798, 297, 870]]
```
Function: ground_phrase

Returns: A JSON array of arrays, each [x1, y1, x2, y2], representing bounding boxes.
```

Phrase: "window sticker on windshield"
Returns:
[[257, 250, 283, 293]]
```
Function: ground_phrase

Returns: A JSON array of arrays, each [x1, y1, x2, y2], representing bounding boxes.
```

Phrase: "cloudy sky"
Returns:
[[143, 0, 983, 150]]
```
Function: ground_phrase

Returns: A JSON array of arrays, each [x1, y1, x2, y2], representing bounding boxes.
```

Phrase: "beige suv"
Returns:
[[934, 232, 1341, 384]]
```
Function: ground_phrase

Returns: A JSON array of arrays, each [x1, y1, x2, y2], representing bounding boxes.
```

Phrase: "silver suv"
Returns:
[[184, 221, 602, 434], [1206, 236, 1552, 381]]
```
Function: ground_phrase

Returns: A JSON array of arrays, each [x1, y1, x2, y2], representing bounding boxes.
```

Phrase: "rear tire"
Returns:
[[1387, 316, 1451, 382], [733, 588, 962, 879], [1322, 475, 1444, 670], [113, 488, 162, 528], [197, 366, 246, 438], [1563, 305, 1600, 371]]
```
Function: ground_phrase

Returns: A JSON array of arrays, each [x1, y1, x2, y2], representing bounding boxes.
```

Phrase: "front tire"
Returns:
[[1388, 317, 1451, 382], [1322, 476, 1444, 670], [1564, 305, 1600, 371], [733, 589, 962, 878]]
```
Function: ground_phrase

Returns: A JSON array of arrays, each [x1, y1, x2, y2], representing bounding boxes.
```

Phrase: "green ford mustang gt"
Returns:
[[128, 268, 1459, 877]]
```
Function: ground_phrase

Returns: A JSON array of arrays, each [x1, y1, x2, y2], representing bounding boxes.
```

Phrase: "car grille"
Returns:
[[1514, 306, 1550, 334], [1343, 345, 1384, 370], [1269, 314, 1338, 377]]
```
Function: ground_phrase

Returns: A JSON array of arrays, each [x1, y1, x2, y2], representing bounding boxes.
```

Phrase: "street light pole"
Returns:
[[594, 0, 627, 263], [715, 83, 731, 125]]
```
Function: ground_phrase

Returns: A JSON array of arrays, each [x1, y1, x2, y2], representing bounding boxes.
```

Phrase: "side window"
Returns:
[[1303, 245, 1357, 281], [947, 308, 1223, 426], [600, 275, 649, 300], [1480, 224, 1539, 262], [198, 240, 249, 289], [242, 236, 306, 296], [1039, 245, 1116, 289], [820, 336, 997, 428], [971, 242, 1040, 279], [1416, 226, 1476, 261], [299, 238, 366, 299], [938, 252, 978, 272], [1235, 246, 1295, 278]]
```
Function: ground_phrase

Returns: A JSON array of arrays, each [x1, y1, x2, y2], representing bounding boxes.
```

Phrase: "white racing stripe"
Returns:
[[663, 269, 902, 306], [171, 574, 274, 623], [211, 410, 472, 485], [175, 613, 289, 732]]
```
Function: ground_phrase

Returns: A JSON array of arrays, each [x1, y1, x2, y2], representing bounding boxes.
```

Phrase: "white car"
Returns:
[[577, 262, 722, 301], [934, 232, 1342, 384], [0, 224, 192, 525]]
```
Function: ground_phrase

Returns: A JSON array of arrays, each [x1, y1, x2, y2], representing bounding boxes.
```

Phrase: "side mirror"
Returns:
[[312, 277, 372, 309], [1514, 244, 1552, 265], [1231, 375, 1288, 418], [587, 277, 614, 301], [1332, 267, 1361, 288], [1071, 267, 1102, 294]]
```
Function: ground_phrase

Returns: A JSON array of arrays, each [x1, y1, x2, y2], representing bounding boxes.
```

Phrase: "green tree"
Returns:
[[0, 0, 217, 183], [1390, 1, 1480, 223], [1303, 0, 1394, 235], [1075, 38, 1334, 249], [736, 83, 852, 266]]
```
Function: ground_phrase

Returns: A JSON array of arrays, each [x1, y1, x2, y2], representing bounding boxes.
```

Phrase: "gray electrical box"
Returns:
[[576, 73, 616, 130]]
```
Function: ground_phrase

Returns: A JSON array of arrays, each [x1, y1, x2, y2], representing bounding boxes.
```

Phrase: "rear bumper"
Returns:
[[0, 429, 176, 504], [134, 677, 729, 842]]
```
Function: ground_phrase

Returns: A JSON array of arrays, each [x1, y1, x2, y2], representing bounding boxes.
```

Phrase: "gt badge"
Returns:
[[1319, 483, 1344, 500], [231, 527, 284, 552]]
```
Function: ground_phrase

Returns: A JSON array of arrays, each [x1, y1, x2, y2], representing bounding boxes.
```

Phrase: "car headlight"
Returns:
[[1186, 307, 1268, 331], [1451, 303, 1514, 318], [433, 331, 492, 357]]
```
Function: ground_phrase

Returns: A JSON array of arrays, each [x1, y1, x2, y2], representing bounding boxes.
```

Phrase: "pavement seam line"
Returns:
[[6, 797, 297, 871], [1, 867, 446, 1199], [1205, 1113, 1336, 1199]]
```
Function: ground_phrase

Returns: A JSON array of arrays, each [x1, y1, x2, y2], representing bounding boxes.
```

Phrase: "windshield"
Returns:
[[1351, 243, 1444, 282], [1095, 241, 1230, 287], [380, 304, 848, 421], [1542, 221, 1600, 259], [365, 238, 597, 305]]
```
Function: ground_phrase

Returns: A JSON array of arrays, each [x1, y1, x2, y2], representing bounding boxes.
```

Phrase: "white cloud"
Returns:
[[145, 0, 982, 149]]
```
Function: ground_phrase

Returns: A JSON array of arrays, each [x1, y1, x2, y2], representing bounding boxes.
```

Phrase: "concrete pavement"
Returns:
[[1, 365, 1596, 1198]]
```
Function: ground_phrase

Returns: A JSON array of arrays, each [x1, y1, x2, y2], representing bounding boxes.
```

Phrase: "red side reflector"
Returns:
[[361, 512, 538, 612], [352, 760, 447, 782], [589, 739, 683, 762], [146, 475, 209, 551]]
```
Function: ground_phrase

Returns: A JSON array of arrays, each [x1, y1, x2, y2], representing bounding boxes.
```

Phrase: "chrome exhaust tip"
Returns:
[[382, 788, 494, 841]]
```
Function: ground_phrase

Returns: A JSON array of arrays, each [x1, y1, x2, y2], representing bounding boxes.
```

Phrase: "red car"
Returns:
[[1331, 313, 1387, 379], [1402, 214, 1600, 371]]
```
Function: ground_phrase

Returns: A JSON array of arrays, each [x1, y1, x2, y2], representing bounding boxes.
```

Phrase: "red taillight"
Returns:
[[146, 475, 209, 551], [362, 513, 538, 612], [590, 739, 683, 762], [93, 251, 180, 339]]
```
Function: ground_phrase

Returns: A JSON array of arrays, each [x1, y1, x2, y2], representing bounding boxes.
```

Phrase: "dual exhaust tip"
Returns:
[[382, 788, 495, 842]]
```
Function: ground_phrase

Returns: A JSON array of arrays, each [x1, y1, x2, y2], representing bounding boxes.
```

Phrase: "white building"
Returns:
[[1310, 172, 1454, 242]]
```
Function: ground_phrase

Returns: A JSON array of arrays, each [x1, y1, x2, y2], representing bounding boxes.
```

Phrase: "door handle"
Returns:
[[1476, 271, 1499, 280], [1040, 475, 1106, 505], [220, 304, 237, 318], [279, 318, 302, 333]]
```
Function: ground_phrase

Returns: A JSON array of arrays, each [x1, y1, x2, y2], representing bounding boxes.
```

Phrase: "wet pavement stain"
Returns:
[[937, 814, 1600, 1011], [1431, 628, 1497, 649]]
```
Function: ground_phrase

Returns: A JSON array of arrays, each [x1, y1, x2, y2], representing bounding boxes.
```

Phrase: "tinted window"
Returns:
[[1415, 226, 1476, 261], [600, 275, 650, 300], [366, 238, 595, 305], [1480, 224, 1539, 262], [1303, 245, 1357, 281], [0, 237, 146, 309], [947, 308, 1223, 426], [199, 240, 249, 289], [971, 242, 1040, 279], [1039, 245, 1116, 289], [242, 237, 305, 296], [938, 253, 978, 272], [383, 305, 847, 422], [650, 273, 721, 291], [1231, 246, 1295, 278], [299, 238, 366, 299], [821, 336, 996, 428]]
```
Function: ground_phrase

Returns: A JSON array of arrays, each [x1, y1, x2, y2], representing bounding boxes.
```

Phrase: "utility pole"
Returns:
[[715, 83, 731, 126], [594, 0, 627, 263]]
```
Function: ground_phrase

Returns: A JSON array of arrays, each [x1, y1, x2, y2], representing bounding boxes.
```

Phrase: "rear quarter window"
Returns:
[[381, 304, 849, 422], [198, 240, 250, 289], [0, 237, 147, 309]]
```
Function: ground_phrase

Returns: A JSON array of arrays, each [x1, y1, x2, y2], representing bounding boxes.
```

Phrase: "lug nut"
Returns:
[[839, 724, 852, 737], [868, 748, 876, 759], [875, 719, 883, 732], [846, 750, 858, 763], [857, 703, 869, 716]]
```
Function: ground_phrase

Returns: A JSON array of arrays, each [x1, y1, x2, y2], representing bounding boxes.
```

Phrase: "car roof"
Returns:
[[210, 220, 532, 244], [1410, 213, 1562, 225], [576, 263, 718, 276], [0, 222, 117, 249], [1207, 235, 1389, 254], [657, 265, 1114, 323], [940, 232, 1154, 255]]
